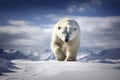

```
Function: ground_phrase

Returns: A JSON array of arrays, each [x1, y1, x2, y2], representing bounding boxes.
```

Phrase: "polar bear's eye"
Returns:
[[74, 28, 77, 31], [58, 27, 61, 30]]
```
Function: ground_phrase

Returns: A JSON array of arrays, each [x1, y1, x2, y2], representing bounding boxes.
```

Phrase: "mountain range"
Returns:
[[0, 48, 120, 64], [78, 48, 120, 64]]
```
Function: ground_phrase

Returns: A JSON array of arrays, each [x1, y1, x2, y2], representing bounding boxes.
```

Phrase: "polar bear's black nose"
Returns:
[[65, 39, 69, 42]]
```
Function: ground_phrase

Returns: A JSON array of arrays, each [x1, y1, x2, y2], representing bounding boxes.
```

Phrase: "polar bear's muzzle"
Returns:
[[65, 33, 69, 42], [62, 33, 70, 42], [62, 27, 71, 42]]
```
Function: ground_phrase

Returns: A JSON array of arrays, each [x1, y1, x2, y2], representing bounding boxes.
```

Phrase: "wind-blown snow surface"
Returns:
[[0, 60, 120, 80]]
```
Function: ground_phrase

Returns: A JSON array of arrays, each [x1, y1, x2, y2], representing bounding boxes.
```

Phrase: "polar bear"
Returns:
[[51, 18, 80, 61]]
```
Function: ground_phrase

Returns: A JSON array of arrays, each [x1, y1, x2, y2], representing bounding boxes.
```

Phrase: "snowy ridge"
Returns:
[[0, 57, 17, 75], [0, 48, 40, 61], [78, 48, 120, 64], [0, 48, 120, 63]]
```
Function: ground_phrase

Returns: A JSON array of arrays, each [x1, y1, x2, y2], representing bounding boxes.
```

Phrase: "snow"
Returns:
[[0, 60, 120, 80], [0, 57, 16, 75], [0, 48, 120, 80]]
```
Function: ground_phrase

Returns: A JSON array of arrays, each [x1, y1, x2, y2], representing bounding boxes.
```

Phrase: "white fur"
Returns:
[[51, 18, 80, 61]]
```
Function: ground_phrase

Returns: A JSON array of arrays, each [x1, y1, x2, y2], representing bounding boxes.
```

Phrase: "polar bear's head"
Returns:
[[55, 18, 80, 42]]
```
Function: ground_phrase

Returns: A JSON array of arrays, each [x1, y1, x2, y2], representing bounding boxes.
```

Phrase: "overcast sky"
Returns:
[[0, 0, 120, 52]]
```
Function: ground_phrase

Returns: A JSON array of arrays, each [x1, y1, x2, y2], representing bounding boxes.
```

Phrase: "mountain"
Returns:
[[0, 57, 17, 75], [77, 47, 94, 61], [40, 48, 55, 60], [0, 47, 120, 64], [22, 50, 41, 61], [0, 49, 26, 60], [96, 48, 120, 59], [0, 49, 40, 61], [78, 48, 120, 64]]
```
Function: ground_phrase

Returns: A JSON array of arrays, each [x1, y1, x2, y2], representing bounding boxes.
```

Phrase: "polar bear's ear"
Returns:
[[58, 26, 61, 30]]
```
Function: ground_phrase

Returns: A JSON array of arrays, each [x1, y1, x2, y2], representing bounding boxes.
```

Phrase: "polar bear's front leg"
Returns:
[[65, 45, 78, 61], [51, 43, 66, 61]]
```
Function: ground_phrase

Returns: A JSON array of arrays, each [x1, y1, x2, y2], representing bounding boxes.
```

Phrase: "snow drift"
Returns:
[[0, 60, 120, 80]]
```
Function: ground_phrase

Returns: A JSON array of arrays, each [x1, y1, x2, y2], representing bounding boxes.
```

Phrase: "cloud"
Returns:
[[67, 0, 102, 13], [0, 20, 51, 50], [44, 14, 120, 49], [8, 20, 30, 26], [67, 3, 92, 13], [90, 0, 102, 6], [0, 15, 120, 51], [74, 16, 120, 49]]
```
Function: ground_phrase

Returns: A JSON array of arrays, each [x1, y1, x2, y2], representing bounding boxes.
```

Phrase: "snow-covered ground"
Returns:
[[0, 60, 120, 80]]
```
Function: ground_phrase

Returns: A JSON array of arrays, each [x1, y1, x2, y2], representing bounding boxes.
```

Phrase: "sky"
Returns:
[[0, 0, 120, 52]]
